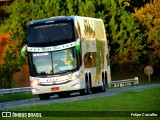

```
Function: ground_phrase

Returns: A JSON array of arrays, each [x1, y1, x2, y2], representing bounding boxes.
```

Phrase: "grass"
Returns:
[[1, 86, 160, 120], [0, 92, 37, 103]]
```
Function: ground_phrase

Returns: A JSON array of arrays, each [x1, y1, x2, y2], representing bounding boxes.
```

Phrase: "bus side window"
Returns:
[[84, 52, 96, 68]]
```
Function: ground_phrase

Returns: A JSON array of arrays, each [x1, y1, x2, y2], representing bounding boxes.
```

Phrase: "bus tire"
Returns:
[[102, 76, 107, 92], [92, 87, 98, 94], [80, 74, 91, 95], [85, 74, 92, 94], [80, 89, 85, 95], [79, 79, 88, 95], [105, 71, 108, 87], [99, 72, 106, 92], [88, 73, 92, 94], [39, 94, 50, 100]]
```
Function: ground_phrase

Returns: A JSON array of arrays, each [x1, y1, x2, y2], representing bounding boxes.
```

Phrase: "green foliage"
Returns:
[[77, 0, 95, 17], [0, 92, 36, 103], [106, 0, 144, 69], [118, 0, 150, 12], [0, 65, 4, 88], [134, 0, 160, 66], [1, 47, 21, 88]]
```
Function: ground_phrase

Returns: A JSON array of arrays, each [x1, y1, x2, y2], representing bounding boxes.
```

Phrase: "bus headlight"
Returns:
[[32, 81, 38, 86]]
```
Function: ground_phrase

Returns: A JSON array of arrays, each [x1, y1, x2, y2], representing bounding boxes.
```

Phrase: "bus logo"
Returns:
[[2, 112, 11, 117]]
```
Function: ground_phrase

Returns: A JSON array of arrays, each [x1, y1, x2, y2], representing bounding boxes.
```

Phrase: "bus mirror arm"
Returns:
[[21, 45, 27, 62]]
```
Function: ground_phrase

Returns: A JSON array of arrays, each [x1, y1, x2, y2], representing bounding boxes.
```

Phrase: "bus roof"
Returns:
[[28, 16, 103, 26]]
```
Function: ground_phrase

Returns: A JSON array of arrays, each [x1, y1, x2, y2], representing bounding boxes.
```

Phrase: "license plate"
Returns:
[[51, 87, 59, 91]]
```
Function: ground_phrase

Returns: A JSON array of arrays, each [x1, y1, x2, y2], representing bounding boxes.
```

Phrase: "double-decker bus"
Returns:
[[21, 16, 111, 100]]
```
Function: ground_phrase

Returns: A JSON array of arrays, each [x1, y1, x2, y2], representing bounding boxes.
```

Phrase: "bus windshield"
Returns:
[[29, 48, 77, 76], [28, 22, 74, 44]]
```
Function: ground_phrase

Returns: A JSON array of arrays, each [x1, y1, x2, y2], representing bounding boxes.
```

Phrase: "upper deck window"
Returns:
[[28, 21, 74, 44]]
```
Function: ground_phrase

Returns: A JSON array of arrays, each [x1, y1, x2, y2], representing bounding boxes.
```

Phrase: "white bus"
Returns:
[[21, 16, 111, 100]]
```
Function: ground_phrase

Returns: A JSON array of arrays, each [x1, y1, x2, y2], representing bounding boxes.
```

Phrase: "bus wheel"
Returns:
[[80, 89, 85, 95], [88, 80, 92, 94], [80, 74, 91, 95], [79, 81, 88, 95], [92, 87, 98, 94], [101, 75, 107, 92], [99, 73, 106, 92], [85, 74, 92, 94], [39, 94, 50, 100]]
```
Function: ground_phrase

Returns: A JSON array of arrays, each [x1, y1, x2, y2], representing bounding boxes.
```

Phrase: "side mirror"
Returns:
[[76, 44, 80, 54], [76, 38, 80, 54], [21, 45, 27, 62]]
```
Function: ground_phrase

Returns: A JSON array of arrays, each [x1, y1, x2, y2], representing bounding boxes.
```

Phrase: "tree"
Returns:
[[77, 0, 95, 17], [119, 0, 150, 13], [105, 0, 144, 70], [0, 34, 10, 64], [134, 0, 160, 66], [1, 47, 21, 88], [0, 34, 10, 88]]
